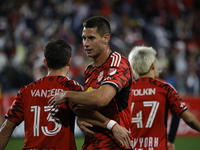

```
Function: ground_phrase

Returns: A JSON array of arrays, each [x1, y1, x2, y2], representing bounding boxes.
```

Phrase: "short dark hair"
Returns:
[[44, 39, 72, 70], [83, 16, 111, 37]]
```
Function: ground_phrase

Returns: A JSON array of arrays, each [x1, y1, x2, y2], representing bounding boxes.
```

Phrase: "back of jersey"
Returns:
[[130, 77, 176, 150], [5, 76, 83, 150]]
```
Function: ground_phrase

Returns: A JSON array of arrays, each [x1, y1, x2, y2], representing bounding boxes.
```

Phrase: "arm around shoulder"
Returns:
[[49, 84, 117, 107]]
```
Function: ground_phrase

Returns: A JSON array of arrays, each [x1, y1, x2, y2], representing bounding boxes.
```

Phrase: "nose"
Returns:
[[83, 39, 89, 48]]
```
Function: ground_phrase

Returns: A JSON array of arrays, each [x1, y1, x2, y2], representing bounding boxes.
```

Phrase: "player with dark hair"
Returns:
[[128, 46, 200, 150], [49, 16, 134, 149], [0, 39, 84, 150]]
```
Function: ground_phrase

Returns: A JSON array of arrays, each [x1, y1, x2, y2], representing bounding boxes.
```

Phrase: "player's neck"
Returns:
[[46, 67, 69, 77], [93, 49, 112, 67], [139, 71, 155, 79]]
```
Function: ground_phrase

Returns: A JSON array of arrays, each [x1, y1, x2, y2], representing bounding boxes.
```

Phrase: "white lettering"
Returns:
[[35, 90, 40, 97], [131, 137, 159, 149], [31, 89, 63, 97], [133, 138, 139, 147], [50, 89, 55, 97], [139, 138, 143, 147], [132, 88, 156, 96], [149, 137, 153, 147], [47, 90, 51, 97], [41, 90, 47, 97], [144, 138, 148, 147], [31, 90, 36, 96], [154, 137, 159, 147]]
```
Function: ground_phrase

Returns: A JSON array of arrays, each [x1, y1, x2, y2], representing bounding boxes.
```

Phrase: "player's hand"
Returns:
[[50, 105, 61, 124], [111, 123, 131, 148], [77, 118, 94, 137], [48, 91, 67, 107], [167, 142, 175, 150]]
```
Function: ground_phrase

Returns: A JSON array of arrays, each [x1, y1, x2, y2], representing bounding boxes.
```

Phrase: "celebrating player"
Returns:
[[48, 16, 134, 149]]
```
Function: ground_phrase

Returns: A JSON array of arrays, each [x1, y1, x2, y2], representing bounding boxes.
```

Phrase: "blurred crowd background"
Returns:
[[0, 0, 200, 96]]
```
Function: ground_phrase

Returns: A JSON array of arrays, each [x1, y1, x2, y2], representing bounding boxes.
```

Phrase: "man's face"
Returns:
[[82, 27, 106, 58]]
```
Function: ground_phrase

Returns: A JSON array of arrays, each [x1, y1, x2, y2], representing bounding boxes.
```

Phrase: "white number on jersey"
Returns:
[[31, 106, 62, 136], [131, 101, 159, 128]]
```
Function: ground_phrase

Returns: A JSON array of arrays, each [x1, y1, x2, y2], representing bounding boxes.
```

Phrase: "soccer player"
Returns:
[[128, 46, 200, 150], [0, 39, 83, 149], [48, 16, 134, 149]]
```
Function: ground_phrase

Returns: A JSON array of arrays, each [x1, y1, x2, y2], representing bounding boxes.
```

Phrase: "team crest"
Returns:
[[180, 102, 186, 108], [98, 71, 104, 82], [108, 68, 117, 75]]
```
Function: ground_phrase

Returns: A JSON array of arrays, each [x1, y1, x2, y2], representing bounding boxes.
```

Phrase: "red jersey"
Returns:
[[5, 76, 83, 150], [130, 77, 187, 150], [82, 52, 134, 150]]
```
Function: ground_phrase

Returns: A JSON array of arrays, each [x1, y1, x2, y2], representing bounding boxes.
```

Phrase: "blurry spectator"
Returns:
[[186, 69, 200, 95], [0, 0, 199, 97], [0, 51, 8, 73]]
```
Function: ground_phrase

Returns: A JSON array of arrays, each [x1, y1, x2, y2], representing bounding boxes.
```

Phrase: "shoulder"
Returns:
[[110, 51, 127, 66], [59, 76, 84, 91], [153, 78, 178, 93], [155, 78, 174, 87], [110, 52, 130, 68], [135, 77, 173, 87]]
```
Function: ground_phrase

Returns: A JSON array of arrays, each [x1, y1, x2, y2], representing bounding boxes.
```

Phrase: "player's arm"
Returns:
[[48, 84, 116, 107], [73, 105, 131, 147], [167, 112, 180, 150], [168, 84, 200, 132], [0, 119, 17, 150], [180, 110, 200, 132], [73, 105, 109, 128], [77, 117, 131, 147]]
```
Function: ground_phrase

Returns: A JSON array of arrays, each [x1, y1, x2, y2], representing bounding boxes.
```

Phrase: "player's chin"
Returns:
[[86, 52, 93, 57]]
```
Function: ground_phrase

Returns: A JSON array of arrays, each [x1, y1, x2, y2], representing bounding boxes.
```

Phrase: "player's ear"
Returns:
[[151, 61, 156, 70], [67, 58, 72, 66], [151, 63, 155, 70], [103, 33, 110, 44], [43, 59, 48, 68]]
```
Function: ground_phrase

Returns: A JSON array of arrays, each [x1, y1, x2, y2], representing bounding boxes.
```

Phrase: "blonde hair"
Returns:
[[128, 46, 157, 77]]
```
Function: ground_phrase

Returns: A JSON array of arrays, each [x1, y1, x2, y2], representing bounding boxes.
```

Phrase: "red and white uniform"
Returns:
[[5, 76, 83, 150], [82, 52, 134, 150], [130, 77, 187, 150]]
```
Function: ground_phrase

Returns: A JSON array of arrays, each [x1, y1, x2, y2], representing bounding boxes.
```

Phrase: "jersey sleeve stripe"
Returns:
[[73, 80, 78, 85], [111, 52, 121, 67], [102, 81, 119, 89]]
